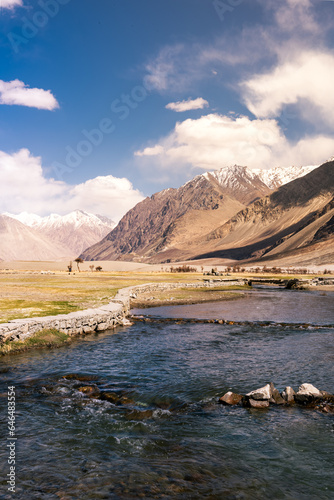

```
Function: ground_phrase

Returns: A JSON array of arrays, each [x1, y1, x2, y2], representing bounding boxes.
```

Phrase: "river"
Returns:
[[0, 287, 333, 499]]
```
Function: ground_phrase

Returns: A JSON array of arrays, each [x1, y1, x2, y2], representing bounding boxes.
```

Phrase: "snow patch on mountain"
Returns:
[[4, 211, 43, 227], [253, 165, 318, 189], [206, 164, 318, 191]]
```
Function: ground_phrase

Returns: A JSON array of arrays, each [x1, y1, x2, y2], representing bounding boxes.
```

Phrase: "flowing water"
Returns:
[[0, 287, 333, 499]]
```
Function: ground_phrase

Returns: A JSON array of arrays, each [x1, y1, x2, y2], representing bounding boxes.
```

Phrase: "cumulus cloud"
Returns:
[[241, 51, 334, 127], [0, 80, 59, 110], [0, 149, 144, 221], [1, 0, 22, 9], [166, 98, 209, 112], [67, 176, 144, 222], [139, 0, 334, 179], [134, 113, 334, 172]]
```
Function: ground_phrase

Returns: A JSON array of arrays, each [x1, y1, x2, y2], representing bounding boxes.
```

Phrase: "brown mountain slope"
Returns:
[[81, 174, 245, 261], [205, 168, 271, 204], [0, 215, 72, 261], [190, 161, 334, 262]]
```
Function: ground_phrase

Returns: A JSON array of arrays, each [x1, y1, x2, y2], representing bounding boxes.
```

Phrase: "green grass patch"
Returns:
[[0, 300, 80, 324], [0, 329, 71, 356]]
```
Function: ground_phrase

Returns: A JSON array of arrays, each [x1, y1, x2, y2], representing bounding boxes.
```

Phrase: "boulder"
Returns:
[[219, 392, 243, 406], [243, 398, 269, 409], [271, 387, 285, 405], [282, 386, 295, 404], [246, 383, 272, 401], [295, 383, 322, 405]]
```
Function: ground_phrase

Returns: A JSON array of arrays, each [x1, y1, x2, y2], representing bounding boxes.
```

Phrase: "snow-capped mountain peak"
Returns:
[[205, 165, 263, 190], [3, 211, 43, 227], [206, 164, 318, 191], [3, 210, 115, 257], [252, 165, 318, 190]]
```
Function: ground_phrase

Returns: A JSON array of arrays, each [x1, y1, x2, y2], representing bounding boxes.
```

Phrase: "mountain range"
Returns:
[[2, 162, 332, 266], [81, 163, 334, 266], [0, 210, 115, 261]]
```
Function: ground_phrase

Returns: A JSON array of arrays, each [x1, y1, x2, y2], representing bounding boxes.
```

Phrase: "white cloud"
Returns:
[[1, 0, 22, 9], [0, 80, 59, 110], [241, 51, 334, 127], [144, 44, 217, 93], [166, 98, 209, 112], [144, 0, 331, 101], [139, 0, 334, 180], [68, 176, 144, 222], [135, 145, 164, 157], [273, 0, 320, 35], [0, 149, 144, 221], [135, 113, 334, 172]]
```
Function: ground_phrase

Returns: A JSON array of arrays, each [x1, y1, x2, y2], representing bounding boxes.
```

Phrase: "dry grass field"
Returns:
[[0, 267, 204, 323], [0, 260, 331, 324]]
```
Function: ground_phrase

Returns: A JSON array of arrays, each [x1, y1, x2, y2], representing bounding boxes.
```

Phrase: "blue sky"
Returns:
[[1, 0, 334, 221]]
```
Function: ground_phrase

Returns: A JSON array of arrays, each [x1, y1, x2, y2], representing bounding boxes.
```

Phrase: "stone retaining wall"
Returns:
[[0, 279, 246, 344], [0, 302, 127, 344]]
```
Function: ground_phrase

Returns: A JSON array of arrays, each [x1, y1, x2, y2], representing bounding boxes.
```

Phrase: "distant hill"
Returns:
[[0, 215, 71, 261], [1, 210, 115, 261]]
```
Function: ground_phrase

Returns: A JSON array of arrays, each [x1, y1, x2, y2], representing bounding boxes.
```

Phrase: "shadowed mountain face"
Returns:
[[81, 162, 333, 265], [192, 161, 334, 262]]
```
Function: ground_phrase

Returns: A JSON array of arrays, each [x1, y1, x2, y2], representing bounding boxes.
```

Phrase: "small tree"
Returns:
[[74, 257, 84, 272], [95, 266, 103, 272], [89, 265, 95, 272]]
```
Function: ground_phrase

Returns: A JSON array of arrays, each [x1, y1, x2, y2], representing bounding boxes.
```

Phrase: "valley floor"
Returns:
[[0, 260, 333, 323]]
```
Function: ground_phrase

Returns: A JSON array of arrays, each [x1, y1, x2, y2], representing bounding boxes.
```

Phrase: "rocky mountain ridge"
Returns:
[[81, 163, 324, 263], [193, 161, 334, 263]]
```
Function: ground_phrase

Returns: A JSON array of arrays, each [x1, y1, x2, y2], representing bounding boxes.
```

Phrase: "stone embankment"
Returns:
[[219, 383, 334, 413], [0, 280, 240, 344], [0, 302, 128, 344]]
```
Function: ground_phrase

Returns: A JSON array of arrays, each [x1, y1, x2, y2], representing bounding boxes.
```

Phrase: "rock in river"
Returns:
[[282, 386, 295, 404], [219, 392, 243, 406], [246, 383, 272, 401], [295, 383, 322, 405]]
